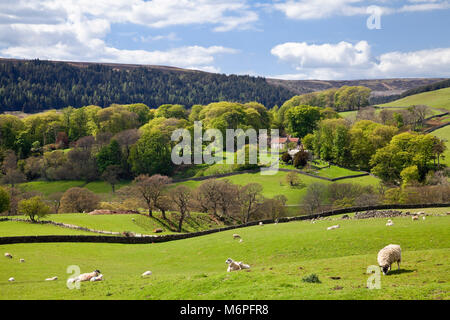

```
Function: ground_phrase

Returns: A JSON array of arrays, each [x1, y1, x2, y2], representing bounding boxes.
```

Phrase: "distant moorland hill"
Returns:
[[0, 58, 444, 113]]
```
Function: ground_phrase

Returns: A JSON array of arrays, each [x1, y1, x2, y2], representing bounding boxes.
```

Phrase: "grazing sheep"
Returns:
[[90, 274, 103, 282], [232, 234, 241, 239], [4, 253, 12, 259], [19, 258, 25, 263], [226, 258, 243, 272], [386, 219, 394, 226], [327, 224, 340, 231], [45, 276, 58, 281], [8, 277, 15, 282], [412, 215, 419, 221], [142, 271, 152, 277], [69, 270, 101, 283], [377, 244, 401, 275]]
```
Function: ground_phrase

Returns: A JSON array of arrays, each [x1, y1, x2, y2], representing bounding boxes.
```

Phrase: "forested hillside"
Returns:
[[0, 59, 294, 112]]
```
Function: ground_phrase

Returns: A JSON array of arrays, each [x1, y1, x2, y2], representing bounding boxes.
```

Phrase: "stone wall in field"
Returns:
[[1, 203, 448, 245]]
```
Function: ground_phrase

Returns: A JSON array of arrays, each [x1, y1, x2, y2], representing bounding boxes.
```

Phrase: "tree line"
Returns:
[[0, 59, 294, 112]]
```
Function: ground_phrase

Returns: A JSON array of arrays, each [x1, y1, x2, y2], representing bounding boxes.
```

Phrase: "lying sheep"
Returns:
[[239, 239, 243, 243], [142, 271, 152, 277], [225, 258, 250, 272], [259, 222, 263, 226], [19, 258, 25, 263], [232, 234, 241, 239], [422, 216, 426, 220], [386, 219, 394, 226], [377, 244, 401, 275], [8, 277, 15, 282], [67, 270, 101, 283], [4, 253, 12, 259], [412, 215, 419, 221], [327, 224, 340, 231], [45, 276, 58, 281]]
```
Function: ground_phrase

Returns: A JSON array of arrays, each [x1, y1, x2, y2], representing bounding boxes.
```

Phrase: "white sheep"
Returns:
[[45, 276, 58, 281], [377, 244, 401, 275], [238, 262, 251, 270], [239, 239, 243, 243], [327, 224, 340, 231], [90, 274, 103, 282], [4, 253, 12, 259], [226, 258, 245, 272], [19, 258, 25, 263], [232, 233, 241, 239], [8, 277, 15, 282], [68, 270, 101, 283], [142, 271, 152, 277], [422, 216, 426, 220], [259, 222, 263, 226], [412, 215, 419, 221], [386, 219, 394, 226]]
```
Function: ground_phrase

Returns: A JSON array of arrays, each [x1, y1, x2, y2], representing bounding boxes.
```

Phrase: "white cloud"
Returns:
[[271, 40, 450, 79], [0, 0, 245, 70], [273, 0, 449, 20]]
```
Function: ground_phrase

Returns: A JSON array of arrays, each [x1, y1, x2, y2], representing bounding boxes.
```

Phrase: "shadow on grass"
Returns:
[[387, 269, 416, 275]]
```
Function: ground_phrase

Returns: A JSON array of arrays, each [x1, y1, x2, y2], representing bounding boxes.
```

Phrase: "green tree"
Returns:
[[96, 139, 122, 173], [285, 105, 321, 138], [0, 187, 10, 213], [18, 196, 51, 222]]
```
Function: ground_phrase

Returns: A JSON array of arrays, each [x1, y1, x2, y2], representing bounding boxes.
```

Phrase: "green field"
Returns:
[[0, 221, 96, 237], [380, 87, 450, 111], [19, 180, 130, 196], [432, 125, 450, 166], [1, 214, 448, 299], [178, 171, 380, 205]]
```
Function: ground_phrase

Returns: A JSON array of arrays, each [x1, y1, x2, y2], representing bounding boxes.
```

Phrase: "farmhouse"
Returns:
[[270, 135, 300, 150]]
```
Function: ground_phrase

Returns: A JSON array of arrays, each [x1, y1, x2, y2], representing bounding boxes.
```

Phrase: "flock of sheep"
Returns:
[[3, 210, 433, 285]]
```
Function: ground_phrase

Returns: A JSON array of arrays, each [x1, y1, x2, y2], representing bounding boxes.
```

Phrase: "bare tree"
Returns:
[[170, 185, 192, 232], [46, 192, 63, 213], [195, 179, 222, 218], [101, 165, 122, 193], [303, 183, 328, 214], [132, 174, 172, 218], [216, 180, 240, 221], [238, 183, 264, 223], [408, 105, 430, 129]]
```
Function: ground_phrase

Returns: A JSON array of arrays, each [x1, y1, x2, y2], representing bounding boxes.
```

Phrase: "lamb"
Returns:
[[68, 270, 101, 283], [226, 258, 251, 272], [142, 271, 152, 277], [327, 224, 340, 231], [90, 274, 103, 282], [232, 234, 241, 239], [4, 253, 12, 259], [45, 276, 58, 281], [386, 219, 394, 226], [412, 215, 419, 221], [377, 244, 401, 275]]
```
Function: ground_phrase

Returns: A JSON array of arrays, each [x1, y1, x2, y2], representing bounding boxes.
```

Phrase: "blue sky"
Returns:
[[1, 0, 449, 80]]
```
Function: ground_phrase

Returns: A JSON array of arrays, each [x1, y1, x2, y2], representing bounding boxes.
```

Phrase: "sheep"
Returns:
[[4, 253, 12, 259], [19, 258, 25, 263], [142, 271, 152, 277], [422, 216, 426, 220], [327, 224, 340, 231], [386, 219, 394, 226], [90, 274, 103, 282], [412, 215, 419, 221], [238, 262, 251, 270], [377, 244, 401, 275], [45, 276, 58, 281], [417, 211, 425, 215], [8, 277, 15, 282], [226, 258, 243, 272], [232, 234, 241, 239], [259, 222, 263, 226], [239, 239, 243, 243], [68, 270, 101, 283]]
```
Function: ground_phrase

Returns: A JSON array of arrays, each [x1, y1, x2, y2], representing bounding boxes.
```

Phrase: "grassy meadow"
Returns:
[[0, 213, 448, 300], [431, 125, 450, 166], [380, 87, 450, 111]]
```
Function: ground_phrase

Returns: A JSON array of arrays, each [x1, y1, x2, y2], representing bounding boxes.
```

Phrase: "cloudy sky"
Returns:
[[1, 0, 449, 80]]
